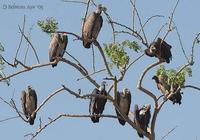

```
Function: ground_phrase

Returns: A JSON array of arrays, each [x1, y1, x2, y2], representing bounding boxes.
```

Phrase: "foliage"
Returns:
[[0, 42, 10, 86], [104, 40, 140, 69], [156, 65, 192, 86], [37, 17, 58, 35]]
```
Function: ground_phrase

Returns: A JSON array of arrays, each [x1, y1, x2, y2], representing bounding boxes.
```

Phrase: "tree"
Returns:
[[0, 0, 200, 140]]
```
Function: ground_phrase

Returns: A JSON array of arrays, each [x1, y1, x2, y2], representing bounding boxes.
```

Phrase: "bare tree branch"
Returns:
[[0, 116, 19, 123], [138, 15, 164, 34], [35, 88, 65, 113], [111, 21, 148, 47], [137, 61, 163, 104], [26, 113, 117, 140], [163, 0, 180, 41], [182, 85, 200, 91], [15, 15, 26, 63], [62, 0, 87, 4], [130, 0, 148, 46], [18, 26, 40, 64], [94, 41, 113, 77], [161, 125, 178, 140], [77, 68, 106, 81]]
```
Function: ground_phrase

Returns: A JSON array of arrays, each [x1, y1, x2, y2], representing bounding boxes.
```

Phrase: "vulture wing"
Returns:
[[89, 88, 100, 123], [28, 88, 37, 125], [48, 34, 59, 67], [21, 90, 28, 118], [58, 34, 68, 58]]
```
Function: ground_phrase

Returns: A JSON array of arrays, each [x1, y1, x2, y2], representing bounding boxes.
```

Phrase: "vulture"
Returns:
[[48, 33, 68, 67], [115, 88, 131, 126], [21, 86, 37, 125], [145, 37, 172, 63], [89, 81, 107, 123], [152, 75, 182, 105], [82, 4, 103, 48], [134, 104, 151, 138]]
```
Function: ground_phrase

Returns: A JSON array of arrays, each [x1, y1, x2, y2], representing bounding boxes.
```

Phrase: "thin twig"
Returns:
[[182, 85, 200, 91], [15, 15, 26, 62], [61, 57, 99, 88], [191, 32, 200, 64], [111, 21, 148, 47], [0, 61, 55, 81], [65, 51, 88, 74], [26, 113, 117, 140], [94, 41, 113, 77], [62, 0, 87, 4], [137, 61, 163, 104], [18, 26, 40, 63], [77, 69, 106, 81], [153, 23, 168, 42], [163, 0, 180, 41], [92, 45, 96, 72], [174, 25, 190, 62], [0, 116, 20, 123], [10, 99, 28, 123], [138, 15, 164, 34], [130, 0, 148, 46], [161, 125, 178, 140], [35, 88, 65, 113]]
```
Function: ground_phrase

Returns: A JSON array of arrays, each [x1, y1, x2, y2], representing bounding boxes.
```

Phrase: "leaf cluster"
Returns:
[[156, 65, 192, 86], [37, 17, 58, 35], [0, 42, 9, 85], [104, 40, 140, 69]]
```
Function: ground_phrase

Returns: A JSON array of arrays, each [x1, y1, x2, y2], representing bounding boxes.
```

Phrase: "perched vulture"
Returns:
[[145, 37, 172, 63], [134, 104, 151, 138], [21, 86, 37, 125], [115, 88, 131, 126], [152, 75, 182, 105], [82, 4, 103, 48], [48, 33, 68, 67], [89, 81, 107, 123]]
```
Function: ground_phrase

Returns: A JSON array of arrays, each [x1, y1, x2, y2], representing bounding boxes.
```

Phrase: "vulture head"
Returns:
[[122, 88, 130, 96], [96, 4, 104, 14], [98, 81, 107, 92]]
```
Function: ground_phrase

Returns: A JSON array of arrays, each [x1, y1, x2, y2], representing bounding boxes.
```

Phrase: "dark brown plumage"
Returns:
[[82, 4, 103, 48], [21, 86, 37, 125], [134, 104, 151, 138], [152, 75, 182, 105], [89, 81, 107, 123], [145, 37, 172, 63], [48, 33, 68, 67], [115, 88, 131, 126]]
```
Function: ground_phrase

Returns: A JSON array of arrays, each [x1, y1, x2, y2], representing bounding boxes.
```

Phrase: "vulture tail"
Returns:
[[83, 41, 91, 49], [91, 116, 99, 123], [137, 132, 144, 138]]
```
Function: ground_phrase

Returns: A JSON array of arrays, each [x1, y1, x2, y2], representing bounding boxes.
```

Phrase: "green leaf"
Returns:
[[0, 42, 4, 51], [104, 43, 129, 69], [0, 71, 10, 86], [155, 65, 192, 86], [37, 17, 58, 35], [121, 40, 141, 52]]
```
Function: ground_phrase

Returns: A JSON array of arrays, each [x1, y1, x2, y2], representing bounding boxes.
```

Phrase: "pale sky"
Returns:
[[0, 0, 200, 140]]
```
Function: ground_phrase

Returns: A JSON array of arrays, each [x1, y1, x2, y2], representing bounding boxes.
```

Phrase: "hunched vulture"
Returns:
[[152, 75, 182, 105], [21, 86, 37, 125], [134, 104, 151, 138], [145, 37, 172, 63], [115, 88, 131, 126], [48, 33, 68, 67], [89, 81, 107, 123], [82, 4, 103, 48]]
